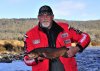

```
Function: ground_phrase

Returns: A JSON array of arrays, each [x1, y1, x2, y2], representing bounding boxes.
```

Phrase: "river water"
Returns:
[[76, 47, 100, 71], [0, 47, 100, 71]]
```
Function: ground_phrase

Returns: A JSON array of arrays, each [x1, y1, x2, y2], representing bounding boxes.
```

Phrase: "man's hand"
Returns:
[[37, 56, 45, 61], [67, 46, 80, 57], [24, 55, 45, 65], [24, 55, 36, 65]]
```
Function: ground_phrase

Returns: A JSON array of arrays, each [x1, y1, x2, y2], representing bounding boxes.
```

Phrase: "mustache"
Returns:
[[43, 20, 49, 22]]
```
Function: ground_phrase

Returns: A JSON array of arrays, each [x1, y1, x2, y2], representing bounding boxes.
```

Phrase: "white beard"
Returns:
[[41, 23, 50, 28]]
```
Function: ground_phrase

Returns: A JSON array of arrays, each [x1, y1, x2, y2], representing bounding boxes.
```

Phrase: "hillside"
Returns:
[[0, 18, 100, 41], [0, 18, 100, 52]]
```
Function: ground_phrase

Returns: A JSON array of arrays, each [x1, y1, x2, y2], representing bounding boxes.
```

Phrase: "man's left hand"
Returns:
[[67, 46, 80, 57]]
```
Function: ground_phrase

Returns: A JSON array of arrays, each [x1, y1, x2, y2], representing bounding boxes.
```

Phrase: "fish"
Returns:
[[26, 47, 69, 60]]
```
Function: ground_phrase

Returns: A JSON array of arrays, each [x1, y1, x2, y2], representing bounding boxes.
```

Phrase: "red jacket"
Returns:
[[24, 22, 90, 71]]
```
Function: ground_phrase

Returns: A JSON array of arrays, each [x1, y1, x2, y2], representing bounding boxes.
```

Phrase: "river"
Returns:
[[0, 47, 100, 71]]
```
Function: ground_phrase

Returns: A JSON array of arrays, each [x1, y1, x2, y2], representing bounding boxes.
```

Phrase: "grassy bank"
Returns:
[[0, 40, 99, 53]]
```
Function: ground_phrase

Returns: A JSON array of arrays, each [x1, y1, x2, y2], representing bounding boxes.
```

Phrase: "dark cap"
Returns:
[[38, 5, 53, 15]]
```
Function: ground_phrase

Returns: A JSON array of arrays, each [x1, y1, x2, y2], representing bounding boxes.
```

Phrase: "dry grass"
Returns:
[[0, 18, 100, 53], [0, 40, 24, 52]]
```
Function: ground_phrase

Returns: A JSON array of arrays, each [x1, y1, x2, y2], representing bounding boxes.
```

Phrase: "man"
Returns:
[[24, 5, 90, 71]]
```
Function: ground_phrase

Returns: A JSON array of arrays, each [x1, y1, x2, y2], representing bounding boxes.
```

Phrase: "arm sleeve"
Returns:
[[23, 34, 37, 66], [24, 34, 35, 53], [69, 27, 91, 52]]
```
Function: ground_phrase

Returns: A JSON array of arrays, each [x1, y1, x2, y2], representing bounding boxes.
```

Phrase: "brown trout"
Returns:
[[26, 47, 69, 60]]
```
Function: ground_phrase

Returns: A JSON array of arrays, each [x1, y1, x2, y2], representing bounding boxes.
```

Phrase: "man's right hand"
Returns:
[[37, 56, 45, 61], [24, 55, 45, 66], [24, 55, 36, 66]]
